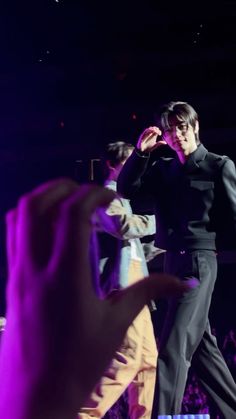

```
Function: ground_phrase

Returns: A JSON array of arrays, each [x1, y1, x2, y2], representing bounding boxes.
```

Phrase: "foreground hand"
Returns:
[[137, 126, 166, 153], [0, 179, 194, 419]]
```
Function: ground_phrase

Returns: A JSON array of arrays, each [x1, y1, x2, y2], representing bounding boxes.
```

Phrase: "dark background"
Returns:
[[0, 2, 236, 182], [0, 1, 235, 325]]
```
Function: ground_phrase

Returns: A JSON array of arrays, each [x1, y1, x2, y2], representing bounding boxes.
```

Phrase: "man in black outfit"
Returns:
[[117, 101, 236, 418]]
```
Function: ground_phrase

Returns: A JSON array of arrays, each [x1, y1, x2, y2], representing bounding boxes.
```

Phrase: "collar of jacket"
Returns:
[[174, 143, 208, 173]]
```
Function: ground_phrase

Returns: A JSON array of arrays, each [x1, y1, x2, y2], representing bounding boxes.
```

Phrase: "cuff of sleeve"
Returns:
[[135, 147, 150, 158]]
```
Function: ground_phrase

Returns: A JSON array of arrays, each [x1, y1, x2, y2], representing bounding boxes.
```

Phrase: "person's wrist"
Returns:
[[135, 147, 150, 158]]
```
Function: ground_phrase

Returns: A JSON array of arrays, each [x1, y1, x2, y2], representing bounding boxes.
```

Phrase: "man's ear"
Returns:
[[194, 120, 199, 134]]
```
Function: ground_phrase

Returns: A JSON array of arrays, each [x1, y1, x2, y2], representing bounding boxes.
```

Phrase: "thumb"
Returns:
[[110, 273, 195, 331]]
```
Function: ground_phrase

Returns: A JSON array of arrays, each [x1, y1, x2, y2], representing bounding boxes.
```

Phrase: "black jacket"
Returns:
[[117, 144, 236, 251]]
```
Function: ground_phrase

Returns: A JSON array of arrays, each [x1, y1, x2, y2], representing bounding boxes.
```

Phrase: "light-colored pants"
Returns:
[[78, 260, 158, 419]]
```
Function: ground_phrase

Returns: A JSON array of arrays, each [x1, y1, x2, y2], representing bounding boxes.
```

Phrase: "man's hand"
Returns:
[[0, 179, 194, 419], [137, 126, 166, 153]]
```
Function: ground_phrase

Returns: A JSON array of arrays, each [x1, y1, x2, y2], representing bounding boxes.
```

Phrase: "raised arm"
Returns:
[[117, 126, 165, 198]]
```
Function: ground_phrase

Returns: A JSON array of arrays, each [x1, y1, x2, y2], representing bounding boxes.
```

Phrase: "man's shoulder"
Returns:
[[104, 181, 132, 213], [206, 150, 229, 161], [204, 150, 230, 168]]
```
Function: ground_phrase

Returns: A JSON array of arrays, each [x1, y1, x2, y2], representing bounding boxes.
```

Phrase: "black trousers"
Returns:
[[151, 250, 236, 418]]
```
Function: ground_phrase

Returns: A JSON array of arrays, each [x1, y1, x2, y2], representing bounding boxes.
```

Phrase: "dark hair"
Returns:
[[103, 141, 134, 169], [160, 101, 200, 144]]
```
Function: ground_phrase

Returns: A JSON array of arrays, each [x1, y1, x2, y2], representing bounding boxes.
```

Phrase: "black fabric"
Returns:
[[151, 250, 236, 417], [118, 145, 236, 251]]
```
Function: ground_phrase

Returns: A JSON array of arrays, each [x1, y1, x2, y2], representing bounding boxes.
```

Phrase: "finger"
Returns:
[[93, 273, 195, 375], [16, 178, 79, 270], [145, 132, 157, 141], [109, 273, 195, 333], [151, 140, 167, 150], [54, 184, 116, 256], [149, 126, 162, 136], [139, 128, 155, 140], [19, 178, 79, 216], [5, 209, 18, 273], [50, 185, 116, 296], [144, 127, 162, 136], [157, 139, 167, 145]]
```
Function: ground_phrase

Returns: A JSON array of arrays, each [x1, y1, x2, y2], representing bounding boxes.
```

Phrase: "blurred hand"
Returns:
[[0, 179, 194, 419], [137, 126, 166, 153]]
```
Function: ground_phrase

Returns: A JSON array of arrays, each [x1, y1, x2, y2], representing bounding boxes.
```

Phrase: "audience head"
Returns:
[[102, 141, 134, 180]]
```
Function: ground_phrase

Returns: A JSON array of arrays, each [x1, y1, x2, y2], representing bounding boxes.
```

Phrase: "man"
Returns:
[[117, 101, 236, 418], [78, 141, 164, 419]]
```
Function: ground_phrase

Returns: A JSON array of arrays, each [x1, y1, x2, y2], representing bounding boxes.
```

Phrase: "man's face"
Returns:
[[162, 115, 198, 155]]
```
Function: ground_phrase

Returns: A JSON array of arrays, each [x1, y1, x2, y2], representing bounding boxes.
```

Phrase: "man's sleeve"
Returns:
[[117, 149, 150, 199], [221, 158, 236, 228], [96, 197, 156, 240]]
